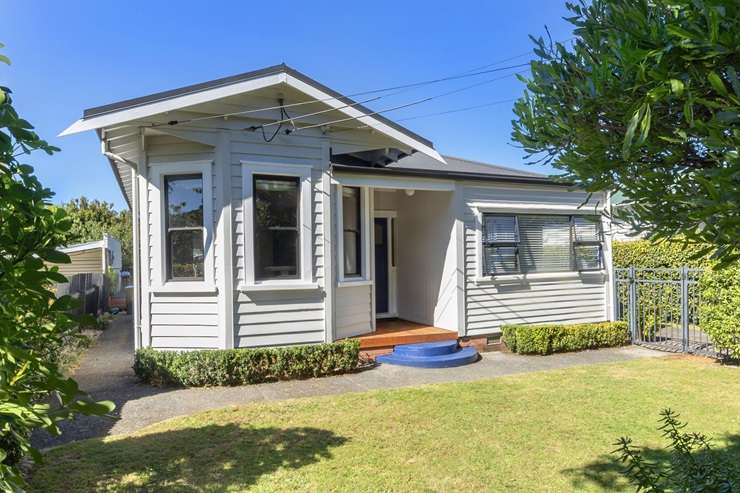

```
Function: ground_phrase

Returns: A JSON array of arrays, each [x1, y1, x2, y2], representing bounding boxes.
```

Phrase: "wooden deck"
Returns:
[[357, 319, 458, 350]]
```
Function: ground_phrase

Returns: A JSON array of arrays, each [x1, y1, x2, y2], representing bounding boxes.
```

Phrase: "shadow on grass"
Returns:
[[562, 433, 740, 491], [30, 424, 348, 492]]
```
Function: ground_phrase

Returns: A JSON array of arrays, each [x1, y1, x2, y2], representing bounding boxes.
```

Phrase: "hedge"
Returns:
[[699, 265, 740, 359], [614, 239, 740, 359], [133, 339, 361, 387], [612, 238, 712, 269], [502, 321, 630, 355]]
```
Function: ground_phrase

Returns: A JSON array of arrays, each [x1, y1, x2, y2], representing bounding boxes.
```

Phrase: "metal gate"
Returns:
[[614, 267, 721, 358]]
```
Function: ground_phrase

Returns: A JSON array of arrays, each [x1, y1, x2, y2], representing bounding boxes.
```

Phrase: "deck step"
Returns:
[[393, 340, 459, 357], [376, 344, 479, 368]]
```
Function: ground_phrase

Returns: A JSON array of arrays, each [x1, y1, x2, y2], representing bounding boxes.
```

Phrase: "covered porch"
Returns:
[[356, 318, 458, 351], [333, 166, 465, 347]]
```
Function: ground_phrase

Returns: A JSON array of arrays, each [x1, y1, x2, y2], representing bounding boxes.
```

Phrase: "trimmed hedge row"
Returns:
[[699, 265, 740, 359], [133, 339, 361, 387], [502, 321, 630, 355]]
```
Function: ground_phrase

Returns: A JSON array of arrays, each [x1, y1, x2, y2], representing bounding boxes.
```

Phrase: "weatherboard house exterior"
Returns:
[[62, 64, 614, 351]]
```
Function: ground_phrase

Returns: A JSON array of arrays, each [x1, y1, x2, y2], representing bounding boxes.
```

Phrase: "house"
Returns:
[[60, 64, 614, 352], [49, 234, 122, 280]]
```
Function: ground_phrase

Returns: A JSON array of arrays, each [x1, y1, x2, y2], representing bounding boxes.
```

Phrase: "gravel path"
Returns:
[[34, 314, 666, 449]]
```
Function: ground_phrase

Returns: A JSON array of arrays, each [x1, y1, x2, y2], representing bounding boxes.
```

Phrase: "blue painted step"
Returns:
[[394, 340, 459, 357], [376, 342, 479, 368]]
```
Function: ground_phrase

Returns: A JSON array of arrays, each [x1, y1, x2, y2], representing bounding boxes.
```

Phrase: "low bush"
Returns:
[[502, 321, 630, 355], [134, 339, 362, 387], [613, 409, 740, 491]]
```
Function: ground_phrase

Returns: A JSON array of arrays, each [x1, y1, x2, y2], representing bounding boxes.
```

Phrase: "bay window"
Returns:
[[241, 161, 313, 288], [165, 174, 205, 280], [482, 213, 603, 275], [253, 175, 300, 280]]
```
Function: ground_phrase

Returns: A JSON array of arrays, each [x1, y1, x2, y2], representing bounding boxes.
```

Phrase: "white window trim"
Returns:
[[473, 204, 605, 282], [241, 161, 315, 290], [150, 160, 215, 292], [336, 184, 371, 284]]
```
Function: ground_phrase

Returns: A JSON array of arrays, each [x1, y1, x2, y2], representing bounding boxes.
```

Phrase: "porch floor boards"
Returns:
[[357, 319, 458, 351]]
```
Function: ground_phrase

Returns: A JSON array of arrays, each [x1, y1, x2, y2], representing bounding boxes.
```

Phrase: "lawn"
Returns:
[[30, 357, 740, 492]]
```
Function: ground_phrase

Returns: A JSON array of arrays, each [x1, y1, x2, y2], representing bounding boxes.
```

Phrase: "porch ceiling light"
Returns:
[[405, 189, 415, 197]]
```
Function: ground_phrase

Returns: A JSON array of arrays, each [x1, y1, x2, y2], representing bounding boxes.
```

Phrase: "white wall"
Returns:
[[145, 135, 221, 349], [395, 190, 459, 330], [462, 182, 610, 336]]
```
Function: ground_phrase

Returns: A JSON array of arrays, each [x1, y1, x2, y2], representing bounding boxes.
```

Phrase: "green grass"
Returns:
[[30, 357, 740, 492]]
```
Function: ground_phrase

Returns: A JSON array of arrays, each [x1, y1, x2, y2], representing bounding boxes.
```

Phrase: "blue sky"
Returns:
[[4, 1, 574, 210]]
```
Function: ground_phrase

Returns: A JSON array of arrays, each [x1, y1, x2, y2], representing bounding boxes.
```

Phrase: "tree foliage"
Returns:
[[613, 409, 739, 491], [61, 197, 132, 271], [512, 0, 740, 265], [0, 47, 113, 491]]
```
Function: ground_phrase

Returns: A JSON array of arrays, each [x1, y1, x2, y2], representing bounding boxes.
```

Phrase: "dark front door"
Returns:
[[374, 217, 389, 314]]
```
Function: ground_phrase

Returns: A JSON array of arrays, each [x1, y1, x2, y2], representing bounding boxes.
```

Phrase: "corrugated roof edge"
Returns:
[[81, 63, 434, 149], [331, 163, 574, 186]]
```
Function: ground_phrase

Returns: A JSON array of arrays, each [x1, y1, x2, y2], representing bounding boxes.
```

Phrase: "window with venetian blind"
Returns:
[[482, 214, 603, 275]]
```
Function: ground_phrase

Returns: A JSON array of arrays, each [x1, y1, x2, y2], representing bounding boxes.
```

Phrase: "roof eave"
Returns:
[[330, 163, 573, 187]]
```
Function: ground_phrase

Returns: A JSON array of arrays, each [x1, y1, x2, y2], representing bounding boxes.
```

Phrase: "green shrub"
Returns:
[[613, 409, 740, 491], [612, 238, 712, 269], [502, 321, 630, 355], [699, 265, 740, 359], [134, 339, 361, 387]]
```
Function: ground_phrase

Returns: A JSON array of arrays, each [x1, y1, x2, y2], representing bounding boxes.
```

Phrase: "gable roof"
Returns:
[[60, 63, 443, 163]]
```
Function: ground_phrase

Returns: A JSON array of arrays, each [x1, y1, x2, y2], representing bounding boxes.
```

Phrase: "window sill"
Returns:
[[474, 270, 606, 284], [151, 283, 218, 294], [337, 279, 373, 288], [239, 282, 322, 292]]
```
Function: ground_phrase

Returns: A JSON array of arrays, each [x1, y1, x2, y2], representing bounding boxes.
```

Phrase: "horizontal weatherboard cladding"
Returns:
[[462, 183, 608, 335]]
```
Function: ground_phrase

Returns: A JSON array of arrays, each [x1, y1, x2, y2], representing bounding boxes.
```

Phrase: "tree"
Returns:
[[61, 197, 132, 271], [511, 0, 740, 264], [0, 46, 113, 491], [613, 409, 739, 491]]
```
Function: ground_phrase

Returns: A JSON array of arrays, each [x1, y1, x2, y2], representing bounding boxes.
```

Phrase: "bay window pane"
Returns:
[[342, 187, 361, 276], [519, 215, 571, 272], [165, 174, 204, 280], [166, 175, 203, 228], [168, 229, 204, 279], [254, 175, 299, 280]]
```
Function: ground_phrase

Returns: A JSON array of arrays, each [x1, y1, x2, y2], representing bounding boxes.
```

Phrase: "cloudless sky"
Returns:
[[4, 1, 574, 210]]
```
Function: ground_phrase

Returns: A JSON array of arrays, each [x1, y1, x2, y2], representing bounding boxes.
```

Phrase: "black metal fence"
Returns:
[[614, 267, 725, 358], [54, 273, 110, 316]]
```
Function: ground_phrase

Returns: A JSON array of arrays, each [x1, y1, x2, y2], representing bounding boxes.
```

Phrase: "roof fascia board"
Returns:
[[330, 163, 572, 187], [60, 240, 105, 254], [59, 73, 284, 136]]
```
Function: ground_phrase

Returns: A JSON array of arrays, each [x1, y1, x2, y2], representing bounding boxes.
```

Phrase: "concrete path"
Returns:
[[34, 314, 665, 449]]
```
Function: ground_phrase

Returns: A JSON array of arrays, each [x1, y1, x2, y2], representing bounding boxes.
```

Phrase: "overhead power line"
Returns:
[[288, 72, 525, 135], [149, 62, 529, 129]]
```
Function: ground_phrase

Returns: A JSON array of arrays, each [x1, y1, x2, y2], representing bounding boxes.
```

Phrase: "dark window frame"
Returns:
[[482, 214, 521, 275], [164, 173, 205, 281], [571, 216, 604, 272], [481, 213, 604, 276], [253, 174, 301, 281], [342, 186, 363, 278]]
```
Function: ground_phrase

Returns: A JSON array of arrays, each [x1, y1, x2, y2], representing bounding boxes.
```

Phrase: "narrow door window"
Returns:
[[342, 187, 362, 277]]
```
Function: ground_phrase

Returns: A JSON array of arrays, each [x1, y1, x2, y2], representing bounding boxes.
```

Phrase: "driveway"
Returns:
[[34, 314, 665, 449]]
